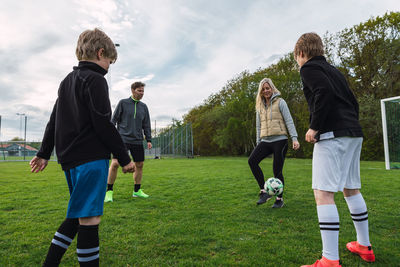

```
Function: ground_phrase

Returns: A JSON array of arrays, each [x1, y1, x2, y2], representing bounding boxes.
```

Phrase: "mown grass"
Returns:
[[0, 157, 399, 266]]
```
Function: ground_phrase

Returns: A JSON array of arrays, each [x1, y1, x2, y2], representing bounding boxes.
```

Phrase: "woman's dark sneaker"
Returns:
[[272, 198, 284, 208], [257, 192, 272, 205]]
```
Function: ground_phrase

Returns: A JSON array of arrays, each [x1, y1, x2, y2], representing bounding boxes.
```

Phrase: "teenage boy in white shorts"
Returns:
[[294, 32, 375, 267]]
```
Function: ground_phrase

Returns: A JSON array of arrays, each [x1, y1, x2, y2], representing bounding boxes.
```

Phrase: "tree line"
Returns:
[[182, 12, 400, 160]]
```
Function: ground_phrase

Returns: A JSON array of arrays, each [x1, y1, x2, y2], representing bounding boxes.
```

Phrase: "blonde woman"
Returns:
[[248, 78, 300, 208]]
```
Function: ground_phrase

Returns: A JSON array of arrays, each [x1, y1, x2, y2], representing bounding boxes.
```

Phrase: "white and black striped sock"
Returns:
[[77, 224, 99, 266], [317, 204, 340, 260], [43, 218, 79, 266], [345, 193, 370, 246]]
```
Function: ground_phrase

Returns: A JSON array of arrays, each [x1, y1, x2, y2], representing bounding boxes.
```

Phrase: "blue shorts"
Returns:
[[64, 159, 109, 218]]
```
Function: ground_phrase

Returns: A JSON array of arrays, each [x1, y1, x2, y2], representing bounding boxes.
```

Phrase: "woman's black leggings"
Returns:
[[248, 139, 288, 198]]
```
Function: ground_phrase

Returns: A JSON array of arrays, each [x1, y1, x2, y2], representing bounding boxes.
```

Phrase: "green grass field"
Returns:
[[0, 157, 399, 266]]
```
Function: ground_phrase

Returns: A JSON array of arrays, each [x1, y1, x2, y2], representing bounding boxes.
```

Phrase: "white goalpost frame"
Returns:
[[380, 96, 400, 170]]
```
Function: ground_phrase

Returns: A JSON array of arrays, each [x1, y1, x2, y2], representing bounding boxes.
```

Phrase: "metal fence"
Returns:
[[152, 123, 194, 158], [0, 141, 56, 162], [0, 123, 194, 162]]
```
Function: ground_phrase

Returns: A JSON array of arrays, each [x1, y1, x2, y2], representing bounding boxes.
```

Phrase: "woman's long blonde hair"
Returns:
[[255, 78, 280, 113]]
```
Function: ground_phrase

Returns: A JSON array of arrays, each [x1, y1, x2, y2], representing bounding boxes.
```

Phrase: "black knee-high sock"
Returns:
[[43, 218, 79, 267], [77, 225, 99, 266]]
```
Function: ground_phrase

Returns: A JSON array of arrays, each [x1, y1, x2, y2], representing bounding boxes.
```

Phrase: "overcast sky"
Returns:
[[0, 0, 399, 141]]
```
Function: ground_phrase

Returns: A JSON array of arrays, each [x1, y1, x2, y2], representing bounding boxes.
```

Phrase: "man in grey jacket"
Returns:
[[105, 82, 152, 202]]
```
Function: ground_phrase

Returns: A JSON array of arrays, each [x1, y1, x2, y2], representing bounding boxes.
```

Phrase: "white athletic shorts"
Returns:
[[312, 136, 363, 192]]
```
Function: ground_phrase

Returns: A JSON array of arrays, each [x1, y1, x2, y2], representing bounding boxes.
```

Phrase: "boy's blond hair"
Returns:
[[294, 32, 324, 59], [75, 28, 118, 63], [255, 78, 280, 113]]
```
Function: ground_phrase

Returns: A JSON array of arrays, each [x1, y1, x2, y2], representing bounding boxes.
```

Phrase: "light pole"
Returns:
[[23, 115, 27, 160], [16, 113, 27, 160], [16, 113, 25, 139], [0, 115, 4, 160]]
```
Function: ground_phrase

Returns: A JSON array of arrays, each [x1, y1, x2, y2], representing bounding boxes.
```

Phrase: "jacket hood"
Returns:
[[271, 92, 281, 100], [263, 92, 281, 105]]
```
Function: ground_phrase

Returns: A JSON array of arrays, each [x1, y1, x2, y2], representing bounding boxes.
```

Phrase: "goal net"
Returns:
[[381, 96, 400, 170]]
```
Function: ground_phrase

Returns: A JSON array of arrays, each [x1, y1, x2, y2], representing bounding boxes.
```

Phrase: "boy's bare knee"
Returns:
[[343, 188, 360, 197], [79, 216, 101, 225], [314, 189, 335, 205]]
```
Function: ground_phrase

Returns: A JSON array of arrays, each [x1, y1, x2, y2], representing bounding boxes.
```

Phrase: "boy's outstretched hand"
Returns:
[[30, 156, 48, 173], [305, 128, 318, 144], [122, 161, 135, 173]]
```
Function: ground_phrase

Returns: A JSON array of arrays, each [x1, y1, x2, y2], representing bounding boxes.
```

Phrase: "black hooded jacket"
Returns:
[[37, 61, 131, 170], [300, 56, 363, 139]]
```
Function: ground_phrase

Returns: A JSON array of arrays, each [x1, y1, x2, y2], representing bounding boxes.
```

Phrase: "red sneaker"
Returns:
[[301, 256, 342, 267], [346, 241, 375, 262]]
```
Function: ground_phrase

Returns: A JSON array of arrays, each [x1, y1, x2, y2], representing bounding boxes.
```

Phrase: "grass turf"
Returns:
[[0, 157, 399, 266]]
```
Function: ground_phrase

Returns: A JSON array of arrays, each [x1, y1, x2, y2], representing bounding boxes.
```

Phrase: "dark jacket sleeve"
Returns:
[[86, 77, 131, 167], [37, 99, 57, 160], [143, 105, 152, 142], [300, 65, 334, 131]]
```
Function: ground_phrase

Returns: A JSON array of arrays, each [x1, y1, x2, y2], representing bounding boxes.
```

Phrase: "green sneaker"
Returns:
[[104, 190, 113, 202], [132, 189, 149, 198]]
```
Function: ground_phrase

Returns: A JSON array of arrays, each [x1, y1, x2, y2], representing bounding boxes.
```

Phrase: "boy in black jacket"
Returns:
[[294, 33, 375, 267], [30, 28, 135, 266]]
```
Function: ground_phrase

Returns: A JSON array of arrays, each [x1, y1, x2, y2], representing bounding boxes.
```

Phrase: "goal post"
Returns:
[[381, 96, 400, 170]]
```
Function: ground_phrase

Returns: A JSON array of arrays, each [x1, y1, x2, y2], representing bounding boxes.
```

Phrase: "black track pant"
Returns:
[[248, 139, 288, 198]]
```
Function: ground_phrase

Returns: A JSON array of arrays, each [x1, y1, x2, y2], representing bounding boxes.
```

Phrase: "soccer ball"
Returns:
[[264, 177, 284, 196]]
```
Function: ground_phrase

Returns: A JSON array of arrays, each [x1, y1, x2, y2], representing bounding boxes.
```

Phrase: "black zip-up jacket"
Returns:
[[300, 56, 363, 140], [37, 61, 131, 170]]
